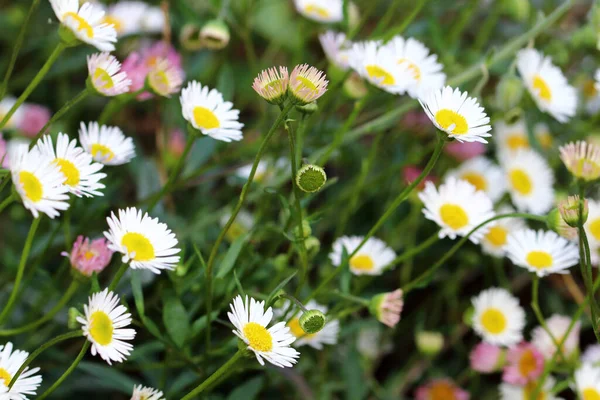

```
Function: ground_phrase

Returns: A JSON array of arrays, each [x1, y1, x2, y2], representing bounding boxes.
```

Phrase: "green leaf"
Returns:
[[130, 270, 145, 317], [142, 316, 165, 340], [182, 137, 216, 177], [90, 272, 100, 293], [190, 311, 220, 338], [163, 296, 190, 348], [216, 63, 235, 102], [216, 233, 250, 278], [233, 269, 245, 296], [340, 247, 351, 293], [78, 362, 137, 394], [265, 271, 298, 306], [226, 376, 264, 400]]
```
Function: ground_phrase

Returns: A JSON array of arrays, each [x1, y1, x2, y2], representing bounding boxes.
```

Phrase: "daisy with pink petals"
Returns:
[[502, 342, 544, 385], [370, 289, 404, 327], [470, 342, 505, 373], [147, 58, 185, 98], [289, 64, 328, 105], [252, 66, 289, 105], [415, 378, 470, 400], [559, 140, 600, 182], [62, 235, 114, 277], [19, 104, 51, 137], [87, 53, 132, 97]]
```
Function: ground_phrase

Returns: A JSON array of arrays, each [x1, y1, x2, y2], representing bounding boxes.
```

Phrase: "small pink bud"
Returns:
[[62, 236, 114, 277]]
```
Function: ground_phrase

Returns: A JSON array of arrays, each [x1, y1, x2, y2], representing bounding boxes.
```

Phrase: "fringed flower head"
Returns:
[[502, 342, 544, 385], [62, 235, 113, 277], [147, 58, 185, 98], [289, 64, 328, 105], [559, 195, 588, 227], [559, 141, 600, 182], [87, 53, 132, 97], [415, 378, 470, 400], [252, 67, 289, 104], [369, 289, 403, 327], [131, 384, 165, 400]]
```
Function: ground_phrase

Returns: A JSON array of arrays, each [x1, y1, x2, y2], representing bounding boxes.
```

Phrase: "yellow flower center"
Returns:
[[121, 232, 155, 261], [365, 65, 395, 86], [63, 11, 94, 38], [434, 109, 468, 134], [584, 80, 598, 98], [243, 322, 273, 352], [518, 349, 537, 376], [91, 143, 115, 162], [19, 171, 43, 202], [149, 70, 171, 95], [583, 388, 600, 400], [192, 106, 220, 130], [84, 251, 95, 260], [428, 381, 458, 400], [296, 76, 318, 93], [526, 251, 553, 269], [54, 158, 80, 186], [225, 221, 246, 242], [506, 134, 529, 151], [523, 383, 546, 400], [89, 311, 113, 346], [439, 204, 469, 230], [533, 74, 552, 101], [461, 172, 487, 191], [350, 254, 375, 271], [480, 308, 507, 334], [398, 58, 421, 81], [536, 131, 552, 149], [589, 219, 600, 241], [509, 169, 532, 195], [304, 4, 330, 18], [485, 226, 508, 247], [102, 15, 123, 33], [93, 67, 115, 90], [0, 368, 11, 386], [287, 317, 314, 339]]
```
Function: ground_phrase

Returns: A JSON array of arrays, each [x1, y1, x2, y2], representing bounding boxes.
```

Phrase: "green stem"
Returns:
[[530, 276, 564, 359], [29, 89, 89, 148], [381, 0, 429, 41], [0, 42, 66, 130], [37, 341, 90, 400], [97, 88, 145, 125], [181, 350, 244, 400], [7, 330, 82, 389], [403, 213, 546, 293], [0, 192, 16, 214], [332, 291, 369, 306], [0, 281, 79, 336], [108, 263, 128, 292], [0, 216, 41, 325], [0, 0, 42, 100], [389, 230, 439, 271], [204, 102, 294, 348], [147, 129, 196, 212]]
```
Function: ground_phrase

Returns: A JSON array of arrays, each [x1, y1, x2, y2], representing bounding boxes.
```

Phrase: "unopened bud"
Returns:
[[559, 195, 588, 227], [296, 164, 327, 193], [180, 24, 203, 50], [547, 208, 578, 240], [299, 309, 326, 334], [305, 236, 321, 258], [294, 220, 312, 239], [416, 331, 444, 356], [502, 0, 530, 22], [495, 74, 524, 111], [200, 19, 230, 50], [343, 72, 368, 99], [296, 102, 318, 115]]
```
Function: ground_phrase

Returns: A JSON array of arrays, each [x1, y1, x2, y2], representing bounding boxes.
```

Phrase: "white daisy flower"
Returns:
[[502, 148, 554, 215], [471, 287, 525, 346], [419, 86, 491, 143], [140, 6, 165, 33], [382, 35, 446, 99], [293, 0, 343, 23], [278, 300, 340, 350], [0, 342, 43, 399], [35, 133, 106, 197], [102, 1, 147, 37], [445, 156, 506, 202], [130, 384, 165, 400], [500, 377, 562, 400], [531, 314, 580, 360], [180, 81, 244, 142], [10, 143, 70, 219], [596, 69, 600, 93], [0, 96, 25, 130], [419, 177, 495, 244], [582, 344, 600, 365], [87, 52, 131, 97], [505, 229, 579, 277], [227, 295, 300, 368], [78, 121, 135, 166], [319, 31, 351, 70], [50, 0, 117, 51], [585, 200, 600, 249], [147, 58, 184, 98], [480, 206, 526, 258], [104, 207, 181, 274], [348, 41, 413, 95], [77, 289, 136, 365], [575, 363, 600, 400], [493, 119, 530, 160], [516, 48, 577, 123], [329, 236, 396, 276]]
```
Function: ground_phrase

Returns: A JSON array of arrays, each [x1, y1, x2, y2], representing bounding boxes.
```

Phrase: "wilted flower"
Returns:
[[470, 342, 505, 373], [252, 67, 289, 105], [559, 195, 588, 227], [531, 314, 580, 361], [62, 235, 114, 277], [19, 104, 51, 137], [559, 141, 600, 181], [289, 64, 328, 105], [415, 378, 470, 400], [369, 289, 403, 327], [502, 342, 544, 385]]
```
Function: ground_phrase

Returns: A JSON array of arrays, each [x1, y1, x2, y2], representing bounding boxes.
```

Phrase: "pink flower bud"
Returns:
[[415, 378, 470, 400], [62, 236, 114, 277], [502, 342, 544, 385], [470, 342, 505, 373], [19, 104, 51, 137]]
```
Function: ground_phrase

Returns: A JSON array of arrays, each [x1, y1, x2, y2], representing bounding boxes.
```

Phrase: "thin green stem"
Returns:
[[37, 341, 90, 400], [147, 129, 196, 212], [389, 230, 439, 271], [108, 263, 128, 292], [0, 42, 66, 130], [29, 89, 89, 148], [0, 192, 16, 214], [7, 330, 82, 389], [530, 276, 564, 359], [0, 281, 79, 336], [181, 350, 244, 399], [0, 216, 41, 325], [332, 291, 369, 306], [381, 0, 429, 41], [204, 102, 294, 348], [281, 292, 309, 313], [0, 0, 42, 100], [403, 213, 546, 293], [97, 88, 145, 125]]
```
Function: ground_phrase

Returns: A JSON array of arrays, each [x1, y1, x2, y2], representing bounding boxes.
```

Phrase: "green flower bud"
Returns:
[[463, 307, 475, 327], [299, 309, 326, 334], [296, 164, 327, 193], [304, 236, 321, 258], [294, 220, 312, 239], [559, 195, 588, 228], [68, 307, 83, 330], [502, 0, 530, 22], [343, 72, 368, 99], [200, 19, 230, 50], [295, 102, 318, 115], [495, 74, 524, 112], [415, 331, 444, 356], [547, 208, 578, 240], [179, 24, 203, 51]]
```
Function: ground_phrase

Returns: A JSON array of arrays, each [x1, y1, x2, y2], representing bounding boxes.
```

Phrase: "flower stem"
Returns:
[[181, 350, 244, 400], [0, 216, 41, 325], [8, 330, 82, 389], [0, 192, 16, 214], [530, 276, 564, 359], [29, 88, 89, 148], [403, 213, 547, 294], [0, 280, 79, 336], [0, 42, 66, 130], [389, 230, 439, 271], [108, 263, 129, 292], [37, 341, 90, 400], [0, 0, 42, 100], [332, 291, 369, 306], [204, 101, 294, 349]]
